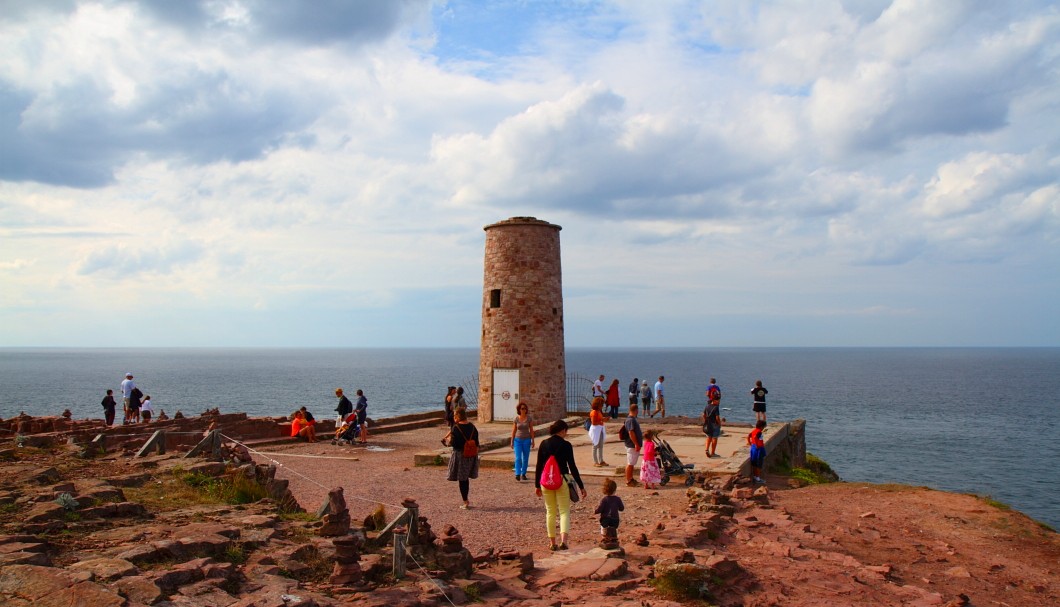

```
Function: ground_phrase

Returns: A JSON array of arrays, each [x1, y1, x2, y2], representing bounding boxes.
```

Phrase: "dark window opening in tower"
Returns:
[[490, 289, 502, 308]]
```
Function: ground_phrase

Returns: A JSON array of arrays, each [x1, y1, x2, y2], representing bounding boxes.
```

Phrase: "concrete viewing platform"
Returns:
[[414, 416, 806, 482]]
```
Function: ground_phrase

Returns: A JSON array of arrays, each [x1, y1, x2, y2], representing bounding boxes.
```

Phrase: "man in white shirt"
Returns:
[[651, 376, 666, 418], [592, 375, 606, 399], [120, 373, 136, 422]]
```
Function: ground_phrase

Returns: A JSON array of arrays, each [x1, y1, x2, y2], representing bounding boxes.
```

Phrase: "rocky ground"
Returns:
[[0, 427, 1057, 607]]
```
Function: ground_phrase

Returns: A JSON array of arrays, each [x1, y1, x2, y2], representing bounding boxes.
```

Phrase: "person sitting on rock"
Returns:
[[291, 410, 317, 442]]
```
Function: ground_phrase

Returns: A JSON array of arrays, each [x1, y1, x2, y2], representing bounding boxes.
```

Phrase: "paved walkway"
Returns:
[[418, 416, 788, 481]]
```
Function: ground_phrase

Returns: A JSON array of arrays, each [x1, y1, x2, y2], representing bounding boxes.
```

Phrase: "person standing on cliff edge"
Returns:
[[650, 376, 666, 418], [605, 378, 621, 420], [101, 389, 117, 426], [120, 373, 136, 424], [335, 388, 353, 422], [622, 404, 643, 487], [751, 380, 768, 423], [354, 389, 368, 444]]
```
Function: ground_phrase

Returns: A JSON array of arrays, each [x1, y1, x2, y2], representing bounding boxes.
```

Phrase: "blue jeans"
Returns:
[[513, 437, 532, 477]]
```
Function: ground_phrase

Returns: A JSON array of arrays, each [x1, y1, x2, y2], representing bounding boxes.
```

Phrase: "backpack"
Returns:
[[618, 420, 630, 442], [457, 425, 478, 458], [463, 439, 478, 458], [540, 455, 563, 490], [708, 386, 721, 402]]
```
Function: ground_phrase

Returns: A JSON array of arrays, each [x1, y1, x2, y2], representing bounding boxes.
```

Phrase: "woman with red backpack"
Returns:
[[534, 419, 587, 551], [444, 408, 479, 510]]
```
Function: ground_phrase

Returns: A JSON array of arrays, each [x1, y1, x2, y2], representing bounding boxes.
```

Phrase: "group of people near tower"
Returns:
[[445, 408, 614, 550], [443, 374, 773, 549], [593, 374, 667, 419]]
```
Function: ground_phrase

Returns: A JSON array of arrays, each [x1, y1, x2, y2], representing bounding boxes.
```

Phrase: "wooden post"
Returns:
[[393, 534, 407, 579], [374, 508, 410, 547], [185, 430, 219, 458], [406, 504, 419, 545], [135, 430, 166, 457]]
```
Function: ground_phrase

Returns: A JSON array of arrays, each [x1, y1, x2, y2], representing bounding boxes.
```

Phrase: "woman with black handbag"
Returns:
[[445, 408, 479, 510], [534, 419, 587, 551]]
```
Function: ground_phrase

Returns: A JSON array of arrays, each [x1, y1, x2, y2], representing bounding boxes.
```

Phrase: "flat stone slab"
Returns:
[[115, 575, 166, 605], [535, 549, 630, 587], [0, 551, 51, 566], [0, 541, 47, 554], [0, 564, 123, 607], [68, 557, 139, 581], [239, 514, 278, 528]]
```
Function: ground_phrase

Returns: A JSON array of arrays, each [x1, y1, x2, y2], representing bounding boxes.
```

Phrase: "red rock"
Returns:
[[0, 564, 71, 599], [38, 580, 125, 607], [0, 551, 51, 566], [589, 558, 628, 580], [67, 557, 139, 581]]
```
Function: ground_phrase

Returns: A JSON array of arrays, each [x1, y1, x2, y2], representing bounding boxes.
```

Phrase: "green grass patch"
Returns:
[[125, 467, 269, 512], [278, 510, 318, 522], [649, 563, 717, 604], [463, 583, 484, 603], [770, 452, 839, 485], [176, 469, 270, 505], [221, 543, 249, 565]]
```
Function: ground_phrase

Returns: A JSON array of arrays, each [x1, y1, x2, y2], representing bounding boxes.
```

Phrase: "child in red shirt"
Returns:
[[747, 420, 766, 483]]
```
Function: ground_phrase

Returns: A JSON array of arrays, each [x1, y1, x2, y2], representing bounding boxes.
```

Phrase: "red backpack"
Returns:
[[540, 455, 563, 490]]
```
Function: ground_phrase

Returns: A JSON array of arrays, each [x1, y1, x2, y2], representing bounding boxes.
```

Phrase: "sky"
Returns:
[[1, 0, 1058, 348]]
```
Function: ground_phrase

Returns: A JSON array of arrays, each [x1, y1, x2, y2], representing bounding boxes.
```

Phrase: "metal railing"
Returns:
[[566, 372, 594, 413]]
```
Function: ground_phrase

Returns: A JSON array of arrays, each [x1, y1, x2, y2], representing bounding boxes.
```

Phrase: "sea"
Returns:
[[0, 347, 1057, 529]]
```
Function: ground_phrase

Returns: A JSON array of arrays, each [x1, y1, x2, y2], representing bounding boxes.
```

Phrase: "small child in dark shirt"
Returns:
[[594, 478, 625, 539]]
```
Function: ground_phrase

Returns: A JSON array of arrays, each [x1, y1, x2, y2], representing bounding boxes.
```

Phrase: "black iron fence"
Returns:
[[566, 372, 594, 413]]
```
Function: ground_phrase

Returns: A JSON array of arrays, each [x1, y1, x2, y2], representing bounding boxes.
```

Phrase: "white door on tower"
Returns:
[[492, 368, 519, 421]]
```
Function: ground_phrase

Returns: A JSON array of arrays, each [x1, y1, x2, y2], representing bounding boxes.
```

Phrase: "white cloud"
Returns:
[[0, 0, 1058, 347]]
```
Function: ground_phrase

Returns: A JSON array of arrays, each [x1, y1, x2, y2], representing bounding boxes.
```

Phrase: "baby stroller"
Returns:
[[653, 436, 696, 486], [332, 414, 361, 445]]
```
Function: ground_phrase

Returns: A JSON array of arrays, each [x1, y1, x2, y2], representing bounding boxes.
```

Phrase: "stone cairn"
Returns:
[[319, 487, 352, 537], [330, 534, 364, 585], [437, 524, 473, 578], [599, 523, 621, 551], [318, 488, 361, 585]]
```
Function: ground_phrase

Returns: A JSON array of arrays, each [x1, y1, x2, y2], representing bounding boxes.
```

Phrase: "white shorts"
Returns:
[[626, 447, 640, 466]]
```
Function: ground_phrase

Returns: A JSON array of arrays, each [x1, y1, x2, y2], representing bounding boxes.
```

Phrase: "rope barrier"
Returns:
[[247, 452, 361, 461], [202, 433, 456, 605], [219, 433, 403, 510]]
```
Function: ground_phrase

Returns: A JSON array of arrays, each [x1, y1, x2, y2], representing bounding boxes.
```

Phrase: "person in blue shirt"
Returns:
[[354, 389, 368, 443]]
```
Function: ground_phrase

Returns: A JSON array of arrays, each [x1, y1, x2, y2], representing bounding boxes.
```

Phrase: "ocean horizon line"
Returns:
[[2, 345, 1057, 351]]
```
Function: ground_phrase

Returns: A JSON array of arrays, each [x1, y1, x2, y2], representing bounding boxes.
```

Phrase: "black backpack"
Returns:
[[618, 420, 630, 441]]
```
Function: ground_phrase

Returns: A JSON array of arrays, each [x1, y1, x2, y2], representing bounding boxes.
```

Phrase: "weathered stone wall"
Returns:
[[479, 217, 566, 422]]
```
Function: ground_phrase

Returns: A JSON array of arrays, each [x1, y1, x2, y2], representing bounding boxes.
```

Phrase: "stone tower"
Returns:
[[478, 217, 566, 422]]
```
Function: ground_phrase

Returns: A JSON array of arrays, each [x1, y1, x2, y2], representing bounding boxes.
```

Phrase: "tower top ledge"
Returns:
[[483, 216, 562, 231]]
